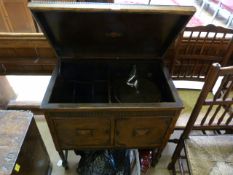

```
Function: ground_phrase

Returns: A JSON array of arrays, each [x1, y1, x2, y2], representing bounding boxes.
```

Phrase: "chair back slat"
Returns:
[[171, 25, 233, 81], [199, 73, 233, 128], [199, 75, 228, 125], [190, 31, 201, 55], [215, 33, 226, 55], [184, 31, 193, 54], [190, 61, 198, 78], [208, 104, 223, 125], [226, 112, 233, 125], [217, 104, 230, 125], [200, 100, 214, 125], [201, 75, 231, 125]]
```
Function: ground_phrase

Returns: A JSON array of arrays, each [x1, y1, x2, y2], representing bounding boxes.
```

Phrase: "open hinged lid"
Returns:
[[29, 2, 195, 59]]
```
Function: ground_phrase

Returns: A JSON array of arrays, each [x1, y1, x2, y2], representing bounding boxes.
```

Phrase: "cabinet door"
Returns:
[[115, 117, 171, 147], [53, 117, 111, 148], [2, 0, 36, 32]]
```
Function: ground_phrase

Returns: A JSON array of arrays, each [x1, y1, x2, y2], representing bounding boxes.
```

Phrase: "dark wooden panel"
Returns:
[[11, 118, 51, 175], [0, 110, 52, 175], [0, 48, 15, 58], [54, 117, 111, 148], [37, 48, 56, 59], [169, 25, 233, 81], [0, 33, 56, 74], [2, 64, 55, 74], [13, 48, 37, 58], [115, 117, 171, 147]]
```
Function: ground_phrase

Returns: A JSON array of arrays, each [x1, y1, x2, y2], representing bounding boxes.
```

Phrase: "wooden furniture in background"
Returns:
[[0, 33, 56, 74], [0, 110, 52, 175], [167, 24, 233, 131], [170, 24, 233, 81], [0, 0, 36, 32], [168, 63, 233, 174]]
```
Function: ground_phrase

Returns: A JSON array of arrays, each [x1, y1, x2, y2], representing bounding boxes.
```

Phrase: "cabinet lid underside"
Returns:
[[29, 2, 195, 59]]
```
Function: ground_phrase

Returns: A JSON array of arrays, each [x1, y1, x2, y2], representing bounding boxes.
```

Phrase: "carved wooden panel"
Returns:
[[115, 117, 171, 147], [53, 117, 111, 148]]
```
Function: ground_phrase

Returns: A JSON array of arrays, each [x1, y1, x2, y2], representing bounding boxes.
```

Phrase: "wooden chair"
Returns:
[[169, 25, 233, 130], [168, 63, 233, 174], [170, 24, 233, 81]]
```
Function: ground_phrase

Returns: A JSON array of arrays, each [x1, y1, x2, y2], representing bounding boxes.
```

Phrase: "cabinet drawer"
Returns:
[[115, 117, 171, 147], [53, 118, 111, 148]]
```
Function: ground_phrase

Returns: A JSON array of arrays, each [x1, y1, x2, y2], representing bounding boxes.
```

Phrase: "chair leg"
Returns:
[[178, 158, 185, 175], [198, 1, 206, 16], [151, 149, 161, 167], [168, 140, 185, 171], [168, 161, 176, 175], [211, 9, 220, 23], [211, 2, 222, 23], [226, 13, 233, 27]]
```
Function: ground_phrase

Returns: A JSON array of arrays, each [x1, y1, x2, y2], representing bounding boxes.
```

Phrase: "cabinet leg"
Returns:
[[58, 150, 69, 170], [151, 149, 162, 167], [168, 162, 176, 175], [62, 161, 69, 170]]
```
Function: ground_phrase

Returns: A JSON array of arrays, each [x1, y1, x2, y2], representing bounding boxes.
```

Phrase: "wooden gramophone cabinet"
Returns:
[[29, 2, 195, 169]]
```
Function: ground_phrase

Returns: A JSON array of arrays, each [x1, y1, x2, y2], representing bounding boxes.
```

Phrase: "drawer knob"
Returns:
[[76, 129, 94, 136], [133, 128, 150, 136]]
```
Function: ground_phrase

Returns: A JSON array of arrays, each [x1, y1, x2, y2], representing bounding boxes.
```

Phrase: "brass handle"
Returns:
[[115, 140, 127, 147], [76, 129, 94, 136], [133, 128, 150, 136]]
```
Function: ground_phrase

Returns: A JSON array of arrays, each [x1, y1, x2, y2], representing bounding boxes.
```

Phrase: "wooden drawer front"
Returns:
[[115, 117, 171, 147], [53, 118, 111, 148]]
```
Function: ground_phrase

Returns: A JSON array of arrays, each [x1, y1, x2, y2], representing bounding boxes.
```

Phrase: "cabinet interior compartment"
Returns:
[[49, 60, 175, 104]]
